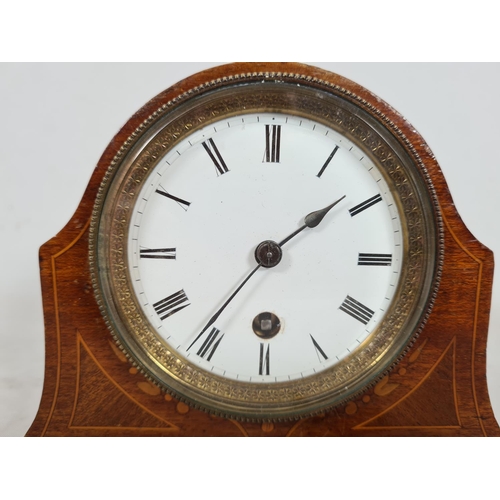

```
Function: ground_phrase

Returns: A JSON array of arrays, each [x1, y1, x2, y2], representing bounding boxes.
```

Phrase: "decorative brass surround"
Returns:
[[89, 69, 442, 420]]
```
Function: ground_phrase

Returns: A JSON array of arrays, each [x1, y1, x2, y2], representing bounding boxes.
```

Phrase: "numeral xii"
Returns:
[[264, 125, 281, 163]]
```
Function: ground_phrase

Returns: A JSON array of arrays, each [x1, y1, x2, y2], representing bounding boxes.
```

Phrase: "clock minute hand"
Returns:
[[278, 195, 346, 247], [189, 263, 262, 350]]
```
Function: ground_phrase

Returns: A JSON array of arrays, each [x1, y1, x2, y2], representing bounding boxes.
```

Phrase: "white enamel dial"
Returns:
[[127, 112, 403, 383]]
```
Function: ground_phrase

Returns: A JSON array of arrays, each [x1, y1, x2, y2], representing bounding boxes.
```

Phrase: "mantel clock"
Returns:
[[27, 63, 499, 436]]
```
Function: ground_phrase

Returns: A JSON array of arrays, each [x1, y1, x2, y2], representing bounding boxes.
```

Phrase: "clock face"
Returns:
[[128, 112, 403, 383], [91, 65, 440, 419]]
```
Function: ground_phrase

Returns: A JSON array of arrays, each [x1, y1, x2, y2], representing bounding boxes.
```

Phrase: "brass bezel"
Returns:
[[90, 67, 442, 421]]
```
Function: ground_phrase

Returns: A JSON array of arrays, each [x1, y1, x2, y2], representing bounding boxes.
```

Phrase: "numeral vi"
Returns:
[[259, 343, 270, 375]]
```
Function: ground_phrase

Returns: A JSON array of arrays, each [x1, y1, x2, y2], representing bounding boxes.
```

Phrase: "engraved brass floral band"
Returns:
[[90, 72, 441, 420]]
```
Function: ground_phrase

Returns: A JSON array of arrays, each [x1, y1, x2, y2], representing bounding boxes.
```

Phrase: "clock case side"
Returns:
[[28, 63, 498, 436]]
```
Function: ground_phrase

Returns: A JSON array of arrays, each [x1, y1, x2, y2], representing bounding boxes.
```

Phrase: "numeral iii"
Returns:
[[357, 253, 392, 266]]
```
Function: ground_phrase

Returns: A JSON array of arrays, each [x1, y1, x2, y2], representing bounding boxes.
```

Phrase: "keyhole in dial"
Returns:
[[252, 312, 281, 339]]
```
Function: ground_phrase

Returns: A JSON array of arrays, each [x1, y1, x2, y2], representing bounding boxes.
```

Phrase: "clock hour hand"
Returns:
[[278, 195, 346, 247]]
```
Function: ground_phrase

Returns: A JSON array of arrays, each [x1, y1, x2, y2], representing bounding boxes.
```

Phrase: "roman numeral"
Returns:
[[259, 343, 270, 375], [349, 194, 382, 217], [310, 335, 328, 361], [357, 253, 392, 266], [264, 124, 281, 163], [155, 188, 191, 208], [153, 290, 190, 320], [187, 327, 224, 361], [317, 145, 339, 177], [140, 248, 176, 259], [339, 295, 375, 325], [202, 138, 229, 175]]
